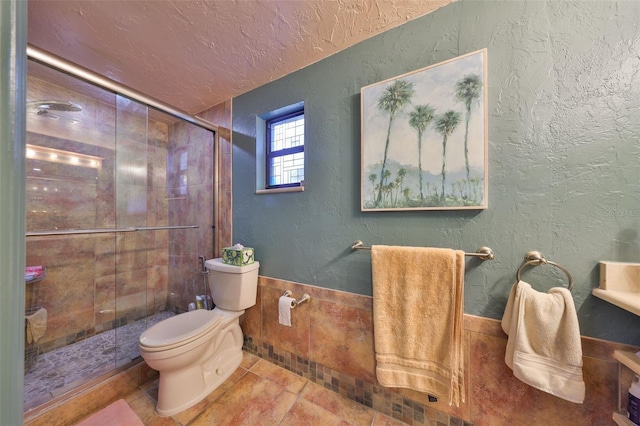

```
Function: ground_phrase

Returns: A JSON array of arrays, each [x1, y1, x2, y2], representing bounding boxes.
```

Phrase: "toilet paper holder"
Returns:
[[282, 290, 310, 307]]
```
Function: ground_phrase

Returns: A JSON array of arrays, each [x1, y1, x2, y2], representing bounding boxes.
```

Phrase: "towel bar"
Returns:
[[350, 240, 494, 260], [26, 225, 199, 237], [516, 251, 574, 291]]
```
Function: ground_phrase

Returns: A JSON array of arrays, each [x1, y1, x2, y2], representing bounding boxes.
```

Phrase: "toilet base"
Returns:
[[152, 314, 244, 416]]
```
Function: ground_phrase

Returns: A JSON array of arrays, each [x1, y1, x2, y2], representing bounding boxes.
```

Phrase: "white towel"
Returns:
[[501, 280, 585, 404], [25, 307, 48, 344]]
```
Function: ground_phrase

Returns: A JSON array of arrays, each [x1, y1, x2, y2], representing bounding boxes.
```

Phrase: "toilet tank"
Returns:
[[204, 258, 260, 310]]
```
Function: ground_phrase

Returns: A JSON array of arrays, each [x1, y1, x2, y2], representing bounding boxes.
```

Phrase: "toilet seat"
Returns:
[[139, 309, 224, 351]]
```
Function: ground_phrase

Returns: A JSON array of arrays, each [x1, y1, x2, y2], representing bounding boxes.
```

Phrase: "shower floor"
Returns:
[[24, 310, 175, 413]]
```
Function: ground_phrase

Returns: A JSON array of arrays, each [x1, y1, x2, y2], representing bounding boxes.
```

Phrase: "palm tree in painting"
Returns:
[[435, 110, 462, 203], [402, 187, 411, 203], [455, 74, 482, 197], [408, 104, 435, 202], [375, 79, 414, 207], [368, 173, 377, 205], [396, 167, 407, 205], [382, 169, 392, 205]]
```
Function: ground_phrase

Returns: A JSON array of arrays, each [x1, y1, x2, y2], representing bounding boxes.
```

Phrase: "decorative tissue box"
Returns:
[[222, 246, 254, 266]]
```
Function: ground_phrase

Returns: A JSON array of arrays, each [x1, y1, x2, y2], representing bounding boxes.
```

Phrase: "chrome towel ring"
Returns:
[[516, 251, 574, 291]]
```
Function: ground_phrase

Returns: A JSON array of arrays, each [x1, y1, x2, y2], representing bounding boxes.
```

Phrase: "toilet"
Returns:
[[139, 258, 259, 416]]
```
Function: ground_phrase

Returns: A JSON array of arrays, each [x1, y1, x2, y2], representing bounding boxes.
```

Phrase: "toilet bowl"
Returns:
[[139, 258, 259, 416], [139, 308, 244, 416]]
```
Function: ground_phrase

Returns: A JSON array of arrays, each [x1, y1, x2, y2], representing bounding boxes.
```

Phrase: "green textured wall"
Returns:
[[232, 1, 640, 345], [0, 0, 27, 422]]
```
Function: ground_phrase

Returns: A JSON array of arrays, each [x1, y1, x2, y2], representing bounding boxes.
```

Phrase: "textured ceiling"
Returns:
[[28, 0, 452, 115]]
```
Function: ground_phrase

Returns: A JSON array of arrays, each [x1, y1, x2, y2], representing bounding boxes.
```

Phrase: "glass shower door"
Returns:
[[113, 95, 150, 366], [23, 63, 168, 412], [24, 60, 121, 411]]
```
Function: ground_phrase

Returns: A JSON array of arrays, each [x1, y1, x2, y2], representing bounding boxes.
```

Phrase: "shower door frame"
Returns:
[[27, 44, 220, 255], [26, 43, 220, 268], [23, 44, 221, 414]]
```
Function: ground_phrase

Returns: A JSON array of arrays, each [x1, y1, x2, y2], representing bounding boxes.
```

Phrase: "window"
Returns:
[[266, 109, 304, 189]]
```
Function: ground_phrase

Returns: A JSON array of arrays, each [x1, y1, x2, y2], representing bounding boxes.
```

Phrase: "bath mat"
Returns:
[[76, 399, 144, 426]]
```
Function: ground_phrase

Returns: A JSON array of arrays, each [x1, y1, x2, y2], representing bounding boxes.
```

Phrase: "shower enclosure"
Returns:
[[24, 47, 219, 413]]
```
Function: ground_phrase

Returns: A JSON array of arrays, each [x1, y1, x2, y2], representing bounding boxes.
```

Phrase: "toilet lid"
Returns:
[[139, 309, 223, 348]]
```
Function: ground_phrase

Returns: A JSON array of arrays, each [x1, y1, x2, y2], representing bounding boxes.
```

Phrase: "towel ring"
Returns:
[[516, 251, 574, 291]]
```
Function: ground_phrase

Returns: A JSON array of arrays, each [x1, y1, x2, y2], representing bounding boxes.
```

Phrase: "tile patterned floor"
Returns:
[[112, 352, 410, 426], [24, 311, 174, 412]]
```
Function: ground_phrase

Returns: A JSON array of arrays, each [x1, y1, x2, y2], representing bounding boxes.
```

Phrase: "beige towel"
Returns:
[[26, 307, 47, 344], [371, 245, 465, 406], [501, 280, 585, 404]]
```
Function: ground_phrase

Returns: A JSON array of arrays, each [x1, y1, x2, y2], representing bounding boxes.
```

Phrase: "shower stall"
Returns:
[[24, 47, 219, 413]]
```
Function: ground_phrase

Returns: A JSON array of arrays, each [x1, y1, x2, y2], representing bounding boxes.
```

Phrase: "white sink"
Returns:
[[592, 261, 640, 316]]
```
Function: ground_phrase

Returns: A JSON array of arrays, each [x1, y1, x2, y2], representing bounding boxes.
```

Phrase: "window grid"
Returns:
[[271, 118, 304, 151], [269, 152, 304, 186]]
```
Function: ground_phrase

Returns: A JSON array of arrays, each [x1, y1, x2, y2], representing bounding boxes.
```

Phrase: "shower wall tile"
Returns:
[[27, 176, 98, 231], [97, 149, 116, 183], [115, 184, 148, 227], [165, 100, 228, 312], [166, 146, 188, 193], [149, 122, 168, 186], [94, 274, 116, 324], [115, 145, 148, 188], [167, 197, 187, 227], [187, 130, 214, 187], [167, 263, 199, 310], [244, 276, 640, 426], [94, 234, 116, 278], [115, 233, 149, 272], [154, 191, 169, 226], [116, 105, 149, 146], [198, 98, 232, 127], [217, 148, 232, 250], [147, 265, 169, 313], [115, 268, 149, 316], [195, 182, 214, 226], [181, 184, 199, 226], [153, 230, 169, 264], [95, 180, 116, 229], [198, 99, 233, 254], [153, 236, 166, 268], [218, 199, 232, 249], [41, 279, 95, 343], [145, 190, 157, 228], [144, 232, 157, 269], [27, 235, 97, 283], [167, 120, 189, 149]]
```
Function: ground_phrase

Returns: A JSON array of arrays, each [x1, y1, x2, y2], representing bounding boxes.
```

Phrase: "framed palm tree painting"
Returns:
[[361, 49, 487, 211]]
